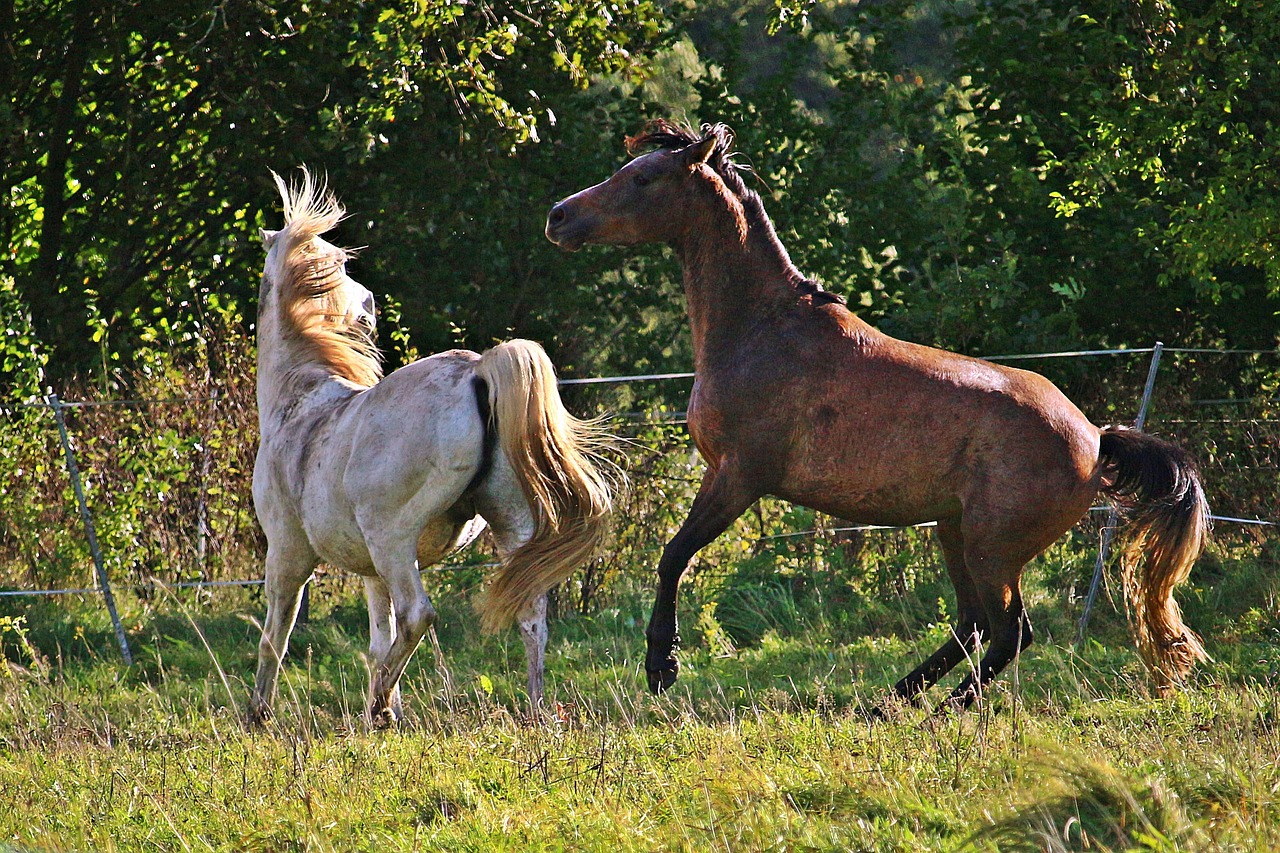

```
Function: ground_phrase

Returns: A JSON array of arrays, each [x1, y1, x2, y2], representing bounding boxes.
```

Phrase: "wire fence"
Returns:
[[1, 342, 1276, 664]]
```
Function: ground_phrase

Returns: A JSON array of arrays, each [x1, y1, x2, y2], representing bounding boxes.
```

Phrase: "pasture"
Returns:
[[8, 3, 1280, 849], [2, 520, 1278, 851]]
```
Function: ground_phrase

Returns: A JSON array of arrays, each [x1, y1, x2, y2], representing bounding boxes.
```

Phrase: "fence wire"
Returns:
[[1, 344, 1276, 608]]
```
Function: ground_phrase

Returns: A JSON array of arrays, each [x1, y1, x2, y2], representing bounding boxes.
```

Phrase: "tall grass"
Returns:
[[3, 565, 1280, 851]]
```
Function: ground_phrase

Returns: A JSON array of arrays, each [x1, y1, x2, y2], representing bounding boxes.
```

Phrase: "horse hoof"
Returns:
[[646, 661, 679, 694], [935, 689, 979, 716], [245, 704, 273, 730], [369, 705, 399, 729], [862, 705, 891, 723]]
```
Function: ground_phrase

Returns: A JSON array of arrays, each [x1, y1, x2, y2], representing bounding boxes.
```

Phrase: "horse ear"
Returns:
[[680, 136, 717, 169], [261, 228, 280, 248]]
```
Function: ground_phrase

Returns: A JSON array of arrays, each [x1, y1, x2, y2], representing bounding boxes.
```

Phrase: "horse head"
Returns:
[[546, 121, 746, 250], [258, 168, 381, 388], [317, 245, 377, 344]]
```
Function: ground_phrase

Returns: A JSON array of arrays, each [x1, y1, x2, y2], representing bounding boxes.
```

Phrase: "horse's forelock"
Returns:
[[625, 119, 701, 155], [627, 120, 733, 160], [627, 120, 749, 198]]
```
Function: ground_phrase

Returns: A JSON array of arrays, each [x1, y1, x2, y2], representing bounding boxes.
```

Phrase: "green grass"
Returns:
[[2, 532, 1279, 851]]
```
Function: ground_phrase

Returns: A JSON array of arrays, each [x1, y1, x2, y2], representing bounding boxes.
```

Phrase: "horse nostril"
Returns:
[[548, 205, 567, 227]]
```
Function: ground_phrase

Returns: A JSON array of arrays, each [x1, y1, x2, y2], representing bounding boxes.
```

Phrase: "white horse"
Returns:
[[248, 169, 615, 726]]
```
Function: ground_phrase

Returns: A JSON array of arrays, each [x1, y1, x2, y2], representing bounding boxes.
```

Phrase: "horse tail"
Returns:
[[472, 340, 618, 632], [1098, 425, 1211, 694]]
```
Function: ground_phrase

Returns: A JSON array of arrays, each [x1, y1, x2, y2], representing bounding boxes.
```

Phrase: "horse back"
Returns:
[[688, 306, 1102, 526], [256, 350, 489, 573]]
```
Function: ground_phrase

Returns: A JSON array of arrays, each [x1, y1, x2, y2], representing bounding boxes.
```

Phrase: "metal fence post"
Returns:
[[47, 393, 133, 665], [196, 389, 216, 577], [1076, 342, 1164, 647]]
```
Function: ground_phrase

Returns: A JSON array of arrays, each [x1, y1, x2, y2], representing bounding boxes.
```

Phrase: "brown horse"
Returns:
[[546, 120, 1210, 711]]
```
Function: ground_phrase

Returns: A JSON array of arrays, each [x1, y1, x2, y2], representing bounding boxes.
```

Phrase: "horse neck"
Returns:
[[674, 200, 810, 365], [254, 307, 347, 429]]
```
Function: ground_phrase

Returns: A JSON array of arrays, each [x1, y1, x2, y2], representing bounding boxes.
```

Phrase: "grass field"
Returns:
[[2, 528, 1279, 852]]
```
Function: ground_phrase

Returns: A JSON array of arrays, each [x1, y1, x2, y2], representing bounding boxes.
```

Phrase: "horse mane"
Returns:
[[271, 169, 382, 388], [625, 120, 845, 307]]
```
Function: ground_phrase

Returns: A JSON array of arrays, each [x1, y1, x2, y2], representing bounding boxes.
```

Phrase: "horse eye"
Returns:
[[632, 172, 650, 187]]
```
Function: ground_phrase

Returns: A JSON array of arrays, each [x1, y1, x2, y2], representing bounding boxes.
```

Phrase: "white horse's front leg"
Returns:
[[517, 593, 549, 710], [248, 538, 316, 726]]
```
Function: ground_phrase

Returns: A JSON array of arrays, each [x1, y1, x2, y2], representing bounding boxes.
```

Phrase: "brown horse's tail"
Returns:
[[1098, 425, 1211, 694], [472, 340, 618, 632]]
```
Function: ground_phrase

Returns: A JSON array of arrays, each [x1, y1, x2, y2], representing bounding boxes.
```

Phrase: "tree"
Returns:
[[1, 0, 666, 383], [953, 0, 1280, 348]]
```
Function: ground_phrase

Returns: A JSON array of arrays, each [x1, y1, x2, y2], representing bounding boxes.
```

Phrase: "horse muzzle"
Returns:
[[545, 199, 590, 251]]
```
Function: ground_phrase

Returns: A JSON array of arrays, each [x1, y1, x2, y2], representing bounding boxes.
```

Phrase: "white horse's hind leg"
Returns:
[[364, 541, 437, 728], [476, 451, 545, 709], [517, 593, 549, 709], [249, 538, 317, 725], [363, 576, 403, 721]]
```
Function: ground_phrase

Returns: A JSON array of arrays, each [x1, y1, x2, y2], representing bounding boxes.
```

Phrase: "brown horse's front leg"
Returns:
[[646, 466, 757, 693], [644, 570, 683, 693]]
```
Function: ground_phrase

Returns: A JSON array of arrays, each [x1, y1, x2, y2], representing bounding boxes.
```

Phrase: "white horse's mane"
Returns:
[[269, 169, 381, 388]]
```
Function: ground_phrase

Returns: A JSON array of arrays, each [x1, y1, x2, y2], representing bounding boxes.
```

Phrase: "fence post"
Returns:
[[1076, 342, 1164, 647], [196, 389, 216, 577], [47, 393, 133, 665]]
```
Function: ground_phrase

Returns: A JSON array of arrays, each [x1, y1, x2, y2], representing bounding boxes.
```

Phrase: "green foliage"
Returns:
[[0, 275, 47, 399], [0, 615, 44, 678], [2, 0, 671, 380], [0, 290, 260, 593], [9, 0, 1276, 391], [954, 0, 1280, 348]]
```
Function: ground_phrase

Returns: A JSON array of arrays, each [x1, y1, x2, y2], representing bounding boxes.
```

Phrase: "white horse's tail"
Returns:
[[473, 340, 618, 632]]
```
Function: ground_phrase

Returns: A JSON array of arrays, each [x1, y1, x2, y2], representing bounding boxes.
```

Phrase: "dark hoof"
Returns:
[[862, 705, 892, 723], [935, 689, 979, 716], [369, 705, 399, 730], [861, 692, 923, 723], [646, 660, 679, 694], [245, 703, 273, 730]]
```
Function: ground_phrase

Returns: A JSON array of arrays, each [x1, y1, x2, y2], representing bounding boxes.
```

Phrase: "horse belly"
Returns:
[[776, 465, 962, 528], [415, 513, 487, 566], [304, 501, 376, 574]]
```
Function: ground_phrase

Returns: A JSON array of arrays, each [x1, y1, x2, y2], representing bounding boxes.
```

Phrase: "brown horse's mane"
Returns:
[[626, 120, 845, 306]]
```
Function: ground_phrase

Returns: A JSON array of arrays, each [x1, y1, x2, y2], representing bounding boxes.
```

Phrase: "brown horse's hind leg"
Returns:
[[940, 566, 1034, 712], [646, 463, 759, 693], [882, 518, 990, 711]]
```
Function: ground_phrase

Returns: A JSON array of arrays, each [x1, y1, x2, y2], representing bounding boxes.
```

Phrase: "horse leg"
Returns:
[[248, 537, 317, 726], [516, 593, 549, 710], [363, 575, 402, 721], [647, 464, 759, 693], [941, 559, 1033, 712], [365, 542, 437, 728], [475, 450, 551, 710], [882, 517, 990, 710]]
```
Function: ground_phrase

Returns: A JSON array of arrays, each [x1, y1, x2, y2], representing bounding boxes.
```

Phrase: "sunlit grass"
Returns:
[[1, 530, 1278, 850]]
